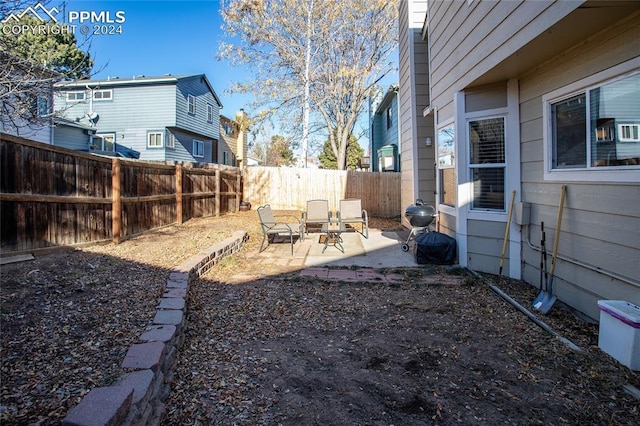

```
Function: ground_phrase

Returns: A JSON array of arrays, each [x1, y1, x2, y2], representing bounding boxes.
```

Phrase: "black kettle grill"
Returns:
[[402, 199, 437, 252]]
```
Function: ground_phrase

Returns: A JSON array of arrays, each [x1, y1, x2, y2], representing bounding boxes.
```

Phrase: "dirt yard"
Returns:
[[1, 211, 639, 425]]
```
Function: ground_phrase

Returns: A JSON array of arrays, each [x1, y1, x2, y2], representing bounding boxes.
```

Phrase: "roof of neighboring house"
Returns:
[[54, 73, 223, 107], [246, 156, 262, 166], [53, 117, 96, 131]]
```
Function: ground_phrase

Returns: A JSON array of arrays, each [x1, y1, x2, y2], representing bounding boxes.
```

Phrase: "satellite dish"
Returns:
[[87, 111, 99, 124]]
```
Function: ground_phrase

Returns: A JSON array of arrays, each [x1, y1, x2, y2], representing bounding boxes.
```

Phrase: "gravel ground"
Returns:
[[1, 210, 639, 425]]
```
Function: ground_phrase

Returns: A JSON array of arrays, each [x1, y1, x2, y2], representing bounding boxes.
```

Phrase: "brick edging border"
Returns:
[[62, 231, 249, 426]]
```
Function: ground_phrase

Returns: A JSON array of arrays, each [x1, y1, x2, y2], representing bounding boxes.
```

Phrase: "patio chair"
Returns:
[[257, 204, 303, 255], [338, 198, 369, 238], [302, 199, 332, 237]]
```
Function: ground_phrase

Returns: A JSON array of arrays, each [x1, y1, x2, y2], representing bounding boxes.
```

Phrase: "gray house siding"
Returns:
[[398, 0, 414, 215], [55, 82, 177, 159], [53, 124, 90, 151], [417, 0, 640, 319], [428, 0, 576, 111], [55, 83, 177, 129], [463, 82, 516, 275], [54, 75, 222, 164], [175, 76, 220, 141], [517, 13, 640, 319], [1, 121, 52, 145], [398, 0, 433, 229], [168, 128, 215, 163]]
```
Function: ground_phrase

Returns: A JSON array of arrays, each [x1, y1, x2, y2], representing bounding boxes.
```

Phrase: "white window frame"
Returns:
[[542, 58, 640, 183], [187, 94, 196, 115], [66, 91, 85, 102], [618, 123, 640, 143], [92, 133, 115, 151], [93, 89, 112, 101], [166, 131, 176, 148], [436, 120, 456, 214], [452, 79, 521, 276], [468, 115, 507, 212], [147, 131, 163, 148], [207, 103, 214, 123], [193, 139, 204, 158]]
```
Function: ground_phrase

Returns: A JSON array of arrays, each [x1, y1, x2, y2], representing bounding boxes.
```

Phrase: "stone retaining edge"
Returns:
[[62, 230, 249, 426]]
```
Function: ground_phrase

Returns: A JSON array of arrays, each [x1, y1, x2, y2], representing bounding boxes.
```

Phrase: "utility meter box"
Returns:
[[597, 300, 640, 370], [514, 202, 530, 226], [377, 144, 398, 172]]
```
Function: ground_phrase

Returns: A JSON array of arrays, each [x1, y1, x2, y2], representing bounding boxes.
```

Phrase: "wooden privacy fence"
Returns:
[[243, 166, 401, 217], [0, 134, 242, 254]]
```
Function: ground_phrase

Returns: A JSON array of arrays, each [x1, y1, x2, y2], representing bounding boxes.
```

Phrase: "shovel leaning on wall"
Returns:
[[532, 222, 548, 307], [533, 185, 566, 314]]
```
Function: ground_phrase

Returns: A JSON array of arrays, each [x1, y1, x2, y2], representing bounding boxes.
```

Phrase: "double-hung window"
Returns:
[[193, 139, 204, 158], [469, 117, 505, 211], [544, 65, 639, 181], [148, 131, 163, 148], [437, 123, 456, 207], [207, 103, 214, 123], [93, 133, 115, 151], [187, 95, 196, 115], [166, 132, 176, 149]]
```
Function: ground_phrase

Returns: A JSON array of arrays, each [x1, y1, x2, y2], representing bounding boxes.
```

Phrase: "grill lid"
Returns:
[[405, 199, 436, 227]]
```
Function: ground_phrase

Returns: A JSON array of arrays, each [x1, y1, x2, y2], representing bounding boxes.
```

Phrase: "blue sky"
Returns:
[[51, 0, 397, 152], [62, 0, 251, 117]]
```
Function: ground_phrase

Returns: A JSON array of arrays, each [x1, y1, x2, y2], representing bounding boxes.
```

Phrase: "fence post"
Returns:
[[112, 158, 121, 244], [215, 166, 221, 217], [236, 168, 242, 212], [176, 165, 183, 224]]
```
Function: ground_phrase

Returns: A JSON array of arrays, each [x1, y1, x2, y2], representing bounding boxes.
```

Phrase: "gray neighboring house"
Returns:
[[0, 52, 56, 145], [53, 74, 223, 163], [52, 117, 96, 151], [400, 0, 640, 320], [369, 84, 400, 172]]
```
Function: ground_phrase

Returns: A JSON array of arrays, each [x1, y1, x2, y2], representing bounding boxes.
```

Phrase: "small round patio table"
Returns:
[[321, 222, 346, 253]]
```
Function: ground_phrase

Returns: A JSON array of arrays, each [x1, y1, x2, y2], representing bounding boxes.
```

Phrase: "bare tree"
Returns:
[[1, 2, 93, 136], [0, 51, 60, 135], [220, 0, 397, 170]]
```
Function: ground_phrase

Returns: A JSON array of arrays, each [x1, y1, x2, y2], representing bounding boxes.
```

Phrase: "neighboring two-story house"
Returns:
[[0, 52, 56, 145], [369, 84, 400, 172], [219, 109, 250, 167], [399, 0, 639, 320], [53, 74, 223, 163]]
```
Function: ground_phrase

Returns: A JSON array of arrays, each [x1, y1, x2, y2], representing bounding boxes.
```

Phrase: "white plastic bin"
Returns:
[[597, 300, 640, 370]]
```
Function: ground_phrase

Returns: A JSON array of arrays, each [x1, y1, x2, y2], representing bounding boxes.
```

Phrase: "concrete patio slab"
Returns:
[[246, 229, 425, 284], [303, 229, 418, 269]]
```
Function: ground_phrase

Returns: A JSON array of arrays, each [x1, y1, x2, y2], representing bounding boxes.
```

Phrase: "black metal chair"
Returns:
[[257, 204, 302, 255]]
